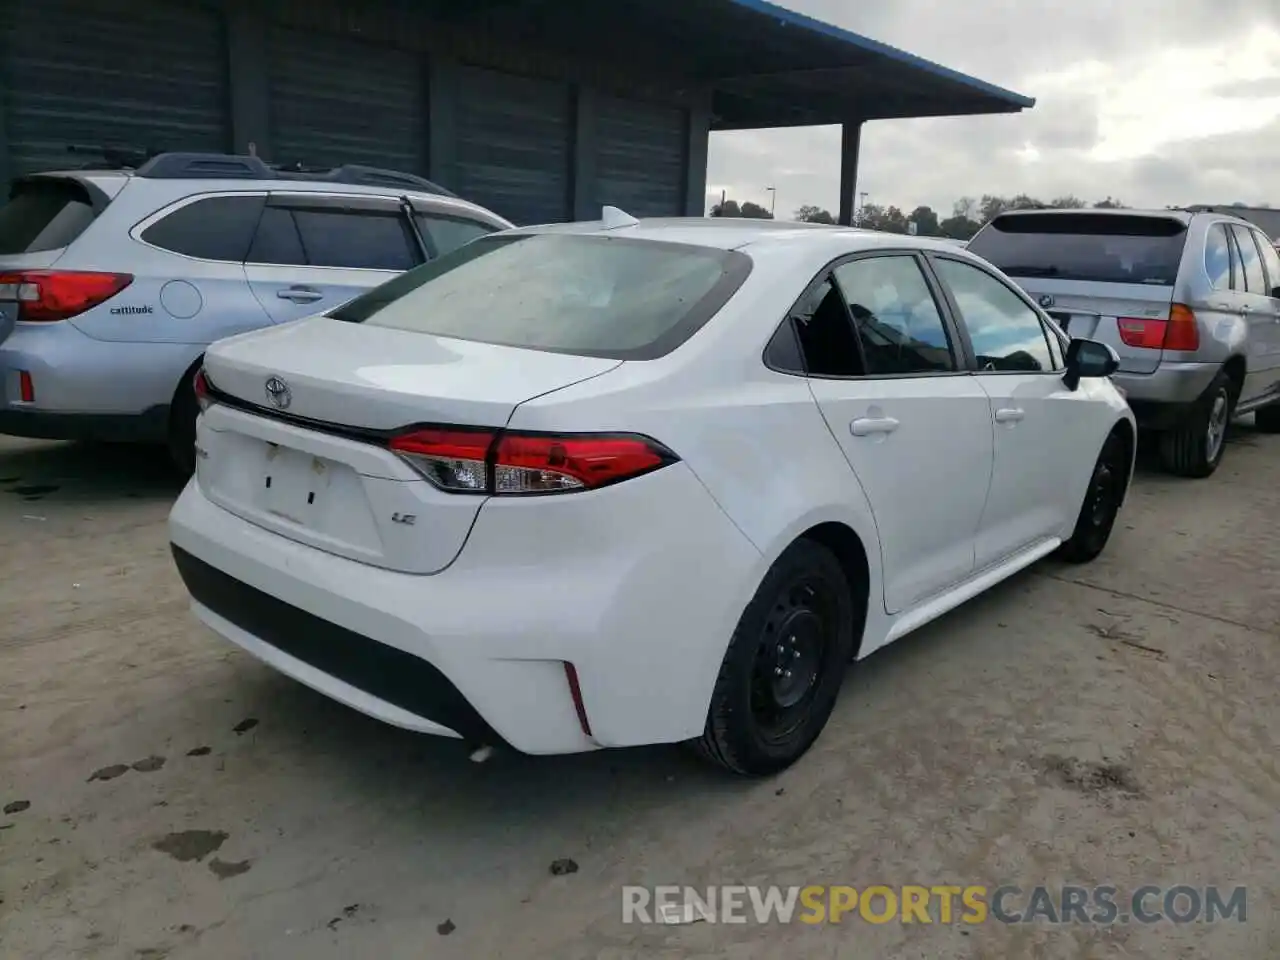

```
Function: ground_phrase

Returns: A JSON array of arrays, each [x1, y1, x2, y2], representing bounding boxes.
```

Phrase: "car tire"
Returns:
[[1253, 400, 1280, 434], [167, 365, 201, 477], [1057, 428, 1128, 564], [692, 539, 857, 777], [1158, 370, 1234, 478]]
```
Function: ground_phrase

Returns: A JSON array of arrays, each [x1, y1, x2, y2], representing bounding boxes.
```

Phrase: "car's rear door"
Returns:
[[929, 254, 1099, 567], [1226, 223, 1280, 403], [800, 252, 994, 615], [244, 193, 420, 324], [966, 212, 1191, 375]]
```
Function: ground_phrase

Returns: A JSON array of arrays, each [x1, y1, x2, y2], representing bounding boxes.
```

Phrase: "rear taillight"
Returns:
[[1116, 303, 1199, 352], [193, 368, 212, 412], [0, 270, 132, 322], [388, 426, 677, 495]]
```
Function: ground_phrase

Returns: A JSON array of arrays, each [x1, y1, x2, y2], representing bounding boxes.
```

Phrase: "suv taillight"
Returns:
[[388, 427, 678, 495], [0, 270, 132, 322], [1117, 303, 1200, 352]]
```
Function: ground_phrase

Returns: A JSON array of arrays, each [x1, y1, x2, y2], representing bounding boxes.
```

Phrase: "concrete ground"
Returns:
[[1, 425, 1277, 960]]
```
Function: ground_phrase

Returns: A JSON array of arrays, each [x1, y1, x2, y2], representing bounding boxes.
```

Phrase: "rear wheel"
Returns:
[[167, 363, 201, 476], [692, 540, 856, 777], [1254, 400, 1280, 434], [1057, 429, 1128, 564], [1158, 370, 1234, 478]]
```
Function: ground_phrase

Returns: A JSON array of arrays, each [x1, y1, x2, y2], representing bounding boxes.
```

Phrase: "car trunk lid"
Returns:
[[198, 316, 622, 574]]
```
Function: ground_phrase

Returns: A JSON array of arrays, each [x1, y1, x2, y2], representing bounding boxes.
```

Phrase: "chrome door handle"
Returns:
[[277, 287, 324, 304], [994, 407, 1025, 424], [850, 416, 900, 436]]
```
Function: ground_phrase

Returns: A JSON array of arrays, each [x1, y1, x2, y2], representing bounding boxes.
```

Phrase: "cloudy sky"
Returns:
[[706, 0, 1280, 220]]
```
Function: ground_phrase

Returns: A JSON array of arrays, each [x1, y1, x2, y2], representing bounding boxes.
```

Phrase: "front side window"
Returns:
[[331, 233, 751, 360], [934, 258, 1055, 373], [1230, 224, 1267, 294], [832, 256, 955, 375], [1255, 230, 1280, 297], [1204, 223, 1234, 291], [415, 213, 498, 257]]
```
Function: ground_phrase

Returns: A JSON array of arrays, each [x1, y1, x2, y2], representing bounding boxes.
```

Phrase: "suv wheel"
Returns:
[[1253, 400, 1280, 434], [1158, 370, 1234, 478]]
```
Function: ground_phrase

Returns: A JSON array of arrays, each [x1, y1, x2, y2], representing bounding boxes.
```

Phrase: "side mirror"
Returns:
[[1063, 338, 1120, 391]]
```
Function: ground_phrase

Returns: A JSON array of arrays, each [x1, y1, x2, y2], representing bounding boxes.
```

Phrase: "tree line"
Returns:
[[710, 194, 1127, 240]]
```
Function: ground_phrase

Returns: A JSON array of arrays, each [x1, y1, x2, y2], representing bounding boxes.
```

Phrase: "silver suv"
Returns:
[[0, 151, 512, 471], [968, 208, 1280, 477]]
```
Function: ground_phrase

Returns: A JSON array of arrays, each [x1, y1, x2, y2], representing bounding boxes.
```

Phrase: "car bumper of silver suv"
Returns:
[[1113, 361, 1219, 429]]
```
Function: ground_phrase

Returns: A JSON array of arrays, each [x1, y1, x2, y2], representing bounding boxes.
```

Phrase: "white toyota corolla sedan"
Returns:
[[168, 212, 1136, 776]]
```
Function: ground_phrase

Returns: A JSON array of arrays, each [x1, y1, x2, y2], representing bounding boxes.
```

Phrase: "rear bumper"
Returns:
[[0, 321, 201, 441], [1113, 361, 1219, 427], [167, 464, 761, 755]]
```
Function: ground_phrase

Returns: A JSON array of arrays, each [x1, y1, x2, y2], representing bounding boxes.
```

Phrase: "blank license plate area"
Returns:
[[262, 444, 332, 525]]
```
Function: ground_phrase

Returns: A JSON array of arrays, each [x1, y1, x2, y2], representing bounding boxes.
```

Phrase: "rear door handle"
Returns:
[[994, 407, 1025, 424], [850, 416, 900, 436], [277, 286, 324, 304]]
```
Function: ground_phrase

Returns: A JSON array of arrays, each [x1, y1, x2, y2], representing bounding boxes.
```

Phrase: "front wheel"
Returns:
[[692, 540, 857, 776], [1057, 429, 1129, 564]]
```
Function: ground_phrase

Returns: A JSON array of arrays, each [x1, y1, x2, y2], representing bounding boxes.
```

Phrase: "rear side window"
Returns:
[[0, 179, 99, 254], [141, 195, 265, 262], [415, 213, 497, 257], [292, 210, 417, 271], [1229, 224, 1267, 294], [247, 206, 306, 265], [331, 233, 752, 360], [1204, 223, 1235, 291], [832, 256, 954, 375], [968, 213, 1188, 286]]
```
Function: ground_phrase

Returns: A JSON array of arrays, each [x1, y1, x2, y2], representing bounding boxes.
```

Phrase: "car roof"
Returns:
[[505, 216, 973, 254]]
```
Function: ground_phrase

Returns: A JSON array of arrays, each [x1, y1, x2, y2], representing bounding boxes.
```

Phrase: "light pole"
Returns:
[[857, 191, 869, 225], [765, 186, 776, 218]]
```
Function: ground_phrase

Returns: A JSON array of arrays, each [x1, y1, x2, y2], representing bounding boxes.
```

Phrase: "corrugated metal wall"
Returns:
[[0, 0, 697, 221], [0, 0, 228, 175], [267, 27, 425, 174], [595, 96, 687, 218], [453, 66, 573, 226]]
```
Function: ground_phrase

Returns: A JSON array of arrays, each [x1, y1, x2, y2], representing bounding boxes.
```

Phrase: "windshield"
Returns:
[[331, 233, 753, 360], [968, 213, 1188, 286]]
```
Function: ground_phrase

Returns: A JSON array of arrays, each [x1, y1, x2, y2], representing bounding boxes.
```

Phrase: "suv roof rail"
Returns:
[[132, 151, 457, 197]]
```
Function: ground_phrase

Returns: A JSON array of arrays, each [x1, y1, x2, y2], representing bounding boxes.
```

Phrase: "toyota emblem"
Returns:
[[1038, 294, 1055, 308], [264, 376, 292, 410]]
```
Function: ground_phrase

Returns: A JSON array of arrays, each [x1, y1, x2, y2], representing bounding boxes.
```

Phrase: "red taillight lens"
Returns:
[[193, 368, 212, 412], [18, 370, 35, 403], [1116, 304, 1199, 352], [0, 270, 133, 322], [389, 427, 496, 493], [388, 427, 676, 495]]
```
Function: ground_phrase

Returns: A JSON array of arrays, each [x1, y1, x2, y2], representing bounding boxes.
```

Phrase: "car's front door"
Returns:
[[930, 255, 1097, 568], [801, 253, 995, 614], [244, 194, 420, 324]]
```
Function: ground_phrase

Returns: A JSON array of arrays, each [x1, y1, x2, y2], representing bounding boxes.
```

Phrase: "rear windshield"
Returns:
[[0, 178, 100, 254], [331, 233, 753, 360], [968, 213, 1188, 286]]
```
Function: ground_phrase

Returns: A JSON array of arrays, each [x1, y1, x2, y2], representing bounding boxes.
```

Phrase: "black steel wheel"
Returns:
[[693, 540, 858, 776], [1057, 429, 1128, 564]]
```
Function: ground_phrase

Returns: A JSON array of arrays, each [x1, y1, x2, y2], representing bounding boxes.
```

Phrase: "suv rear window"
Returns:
[[331, 234, 753, 360], [0, 178, 99, 254], [968, 213, 1188, 286]]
